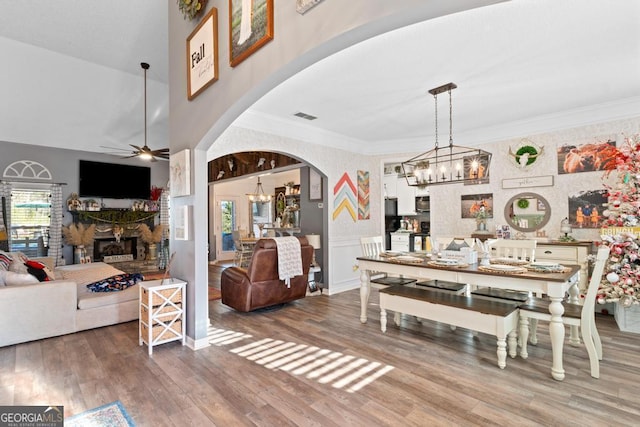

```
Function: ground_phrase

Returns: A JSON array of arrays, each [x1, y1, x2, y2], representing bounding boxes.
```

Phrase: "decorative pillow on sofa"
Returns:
[[86, 273, 144, 292], [0, 270, 40, 286], [0, 251, 12, 271], [24, 260, 55, 281], [8, 252, 29, 274]]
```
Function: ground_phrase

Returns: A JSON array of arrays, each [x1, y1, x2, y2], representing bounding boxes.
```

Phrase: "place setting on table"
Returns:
[[479, 258, 572, 275], [375, 248, 571, 276]]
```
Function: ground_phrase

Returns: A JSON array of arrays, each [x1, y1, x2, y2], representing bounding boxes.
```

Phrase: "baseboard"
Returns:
[[186, 335, 211, 351], [323, 278, 360, 295]]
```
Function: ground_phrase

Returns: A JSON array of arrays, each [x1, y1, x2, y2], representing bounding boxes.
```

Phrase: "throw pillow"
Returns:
[[8, 252, 29, 274], [26, 265, 48, 282], [2, 270, 40, 286], [0, 251, 12, 271], [24, 260, 54, 281], [445, 239, 470, 251]]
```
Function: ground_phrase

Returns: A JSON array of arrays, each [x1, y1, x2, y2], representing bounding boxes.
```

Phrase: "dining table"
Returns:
[[357, 253, 581, 381]]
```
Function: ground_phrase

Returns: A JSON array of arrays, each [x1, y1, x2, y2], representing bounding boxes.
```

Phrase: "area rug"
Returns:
[[66, 400, 135, 426], [209, 287, 222, 301]]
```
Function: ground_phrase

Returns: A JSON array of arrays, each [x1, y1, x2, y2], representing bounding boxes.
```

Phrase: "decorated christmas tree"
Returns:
[[598, 134, 640, 306]]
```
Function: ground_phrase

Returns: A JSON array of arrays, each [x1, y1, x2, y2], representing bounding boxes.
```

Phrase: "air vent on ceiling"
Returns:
[[293, 111, 317, 121]]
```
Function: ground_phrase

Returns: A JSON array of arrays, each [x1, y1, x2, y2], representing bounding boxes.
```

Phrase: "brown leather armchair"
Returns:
[[221, 237, 313, 312]]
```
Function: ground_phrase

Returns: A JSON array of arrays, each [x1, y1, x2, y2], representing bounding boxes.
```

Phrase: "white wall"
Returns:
[[423, 117, 640, 241]]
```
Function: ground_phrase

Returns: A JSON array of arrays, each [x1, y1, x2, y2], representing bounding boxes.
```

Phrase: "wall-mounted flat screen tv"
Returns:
[[79, 160, 151, 199]]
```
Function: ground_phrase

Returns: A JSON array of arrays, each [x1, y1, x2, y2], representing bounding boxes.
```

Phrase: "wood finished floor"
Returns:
[[2, 278, 640, 425]]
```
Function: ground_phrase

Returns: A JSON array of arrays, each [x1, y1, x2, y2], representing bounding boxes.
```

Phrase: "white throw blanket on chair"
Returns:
[[272, 236, 303, 288]]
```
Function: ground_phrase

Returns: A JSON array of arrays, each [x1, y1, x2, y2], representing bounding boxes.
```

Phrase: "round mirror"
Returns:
[[504, 192, 551, 232]]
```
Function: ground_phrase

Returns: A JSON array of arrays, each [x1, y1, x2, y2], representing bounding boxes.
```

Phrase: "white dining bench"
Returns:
[[379, 285, 519, 369]]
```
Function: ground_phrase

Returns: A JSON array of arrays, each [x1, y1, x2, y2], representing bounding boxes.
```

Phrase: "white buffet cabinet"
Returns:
[[536, 241, 592, 293]]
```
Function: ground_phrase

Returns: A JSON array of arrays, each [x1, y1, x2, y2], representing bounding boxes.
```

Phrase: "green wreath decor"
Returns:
[[517, 198, 530, 209], [515, 145, 539, 166], [177, 0, 207, 20]]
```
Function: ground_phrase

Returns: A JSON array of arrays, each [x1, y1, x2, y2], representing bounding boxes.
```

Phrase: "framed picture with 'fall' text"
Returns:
[[187, 7, 219, 100]]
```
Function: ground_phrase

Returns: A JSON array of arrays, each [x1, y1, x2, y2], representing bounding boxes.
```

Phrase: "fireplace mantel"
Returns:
[[74, 209, 157, 226]]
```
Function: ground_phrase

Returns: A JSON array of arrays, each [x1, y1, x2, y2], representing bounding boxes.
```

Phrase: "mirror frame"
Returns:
[[504, 192, 551, 232]]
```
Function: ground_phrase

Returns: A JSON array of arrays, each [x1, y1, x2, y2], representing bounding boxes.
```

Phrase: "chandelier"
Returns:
[[402, 83, 492, 187], [247, 177, 272, 202]]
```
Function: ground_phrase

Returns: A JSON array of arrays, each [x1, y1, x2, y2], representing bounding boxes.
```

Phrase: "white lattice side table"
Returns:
[[139, 278, 186, 355]]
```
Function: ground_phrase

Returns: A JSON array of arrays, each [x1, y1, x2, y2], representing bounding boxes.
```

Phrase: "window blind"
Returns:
[[10, 189, 51, 256]]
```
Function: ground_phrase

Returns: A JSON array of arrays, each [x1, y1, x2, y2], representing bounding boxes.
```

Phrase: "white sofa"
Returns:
[[0, 261, 140, 347]]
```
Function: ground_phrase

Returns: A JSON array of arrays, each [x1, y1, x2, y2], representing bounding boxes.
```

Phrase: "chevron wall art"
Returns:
[[357, 170, 370, 220], [332, 172, 357, 221]]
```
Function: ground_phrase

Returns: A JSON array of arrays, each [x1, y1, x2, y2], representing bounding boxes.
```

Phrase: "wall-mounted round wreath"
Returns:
[[177, 0, 207, 21], [508, 140, 544, 168], [515, 145, 539, 166], [517, 198, 530, 209]]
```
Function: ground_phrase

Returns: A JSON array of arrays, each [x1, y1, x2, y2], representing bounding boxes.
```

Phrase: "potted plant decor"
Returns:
[[62, 223, 96, 263], [138, 224, 166, 261]]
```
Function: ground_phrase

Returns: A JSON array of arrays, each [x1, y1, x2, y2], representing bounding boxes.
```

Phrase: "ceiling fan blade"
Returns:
[[129, 144, 143, 152], [100, 145, 130, 152]]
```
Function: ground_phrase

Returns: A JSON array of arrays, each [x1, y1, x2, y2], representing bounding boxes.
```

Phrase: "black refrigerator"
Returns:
[[384, 199, 400, 250]]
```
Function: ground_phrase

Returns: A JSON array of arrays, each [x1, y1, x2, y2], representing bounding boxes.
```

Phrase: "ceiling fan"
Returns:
[[101, 62, 169, 162]]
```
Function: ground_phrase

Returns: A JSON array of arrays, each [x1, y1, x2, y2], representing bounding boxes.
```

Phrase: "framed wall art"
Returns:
[[187, 8, 219, 100], [174, 205, 191, 241], [461, 193, 493, 219], [229, 0, 273, 67], [557, 139, 617, 175], [309, 168, 322, 201], [568, 189, 607, 229], [170, 149, 191, 197]]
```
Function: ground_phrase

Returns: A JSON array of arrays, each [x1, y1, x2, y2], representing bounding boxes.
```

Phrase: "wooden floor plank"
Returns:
[[2, 283, 640, 425]]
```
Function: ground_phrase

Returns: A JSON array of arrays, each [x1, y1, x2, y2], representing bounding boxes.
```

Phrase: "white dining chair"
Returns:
[[232, 230, 254, 268], [518, 245, 610, 378], [359, 236, 416, 286], [488, 238, 537, 261], [471, 238, 538, 300]]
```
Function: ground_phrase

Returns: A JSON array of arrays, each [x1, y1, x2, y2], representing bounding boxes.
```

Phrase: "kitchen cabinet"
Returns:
[[396, 178, 416, 215], [383, 175, 397, 199], [415, 186, 429, 197]]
